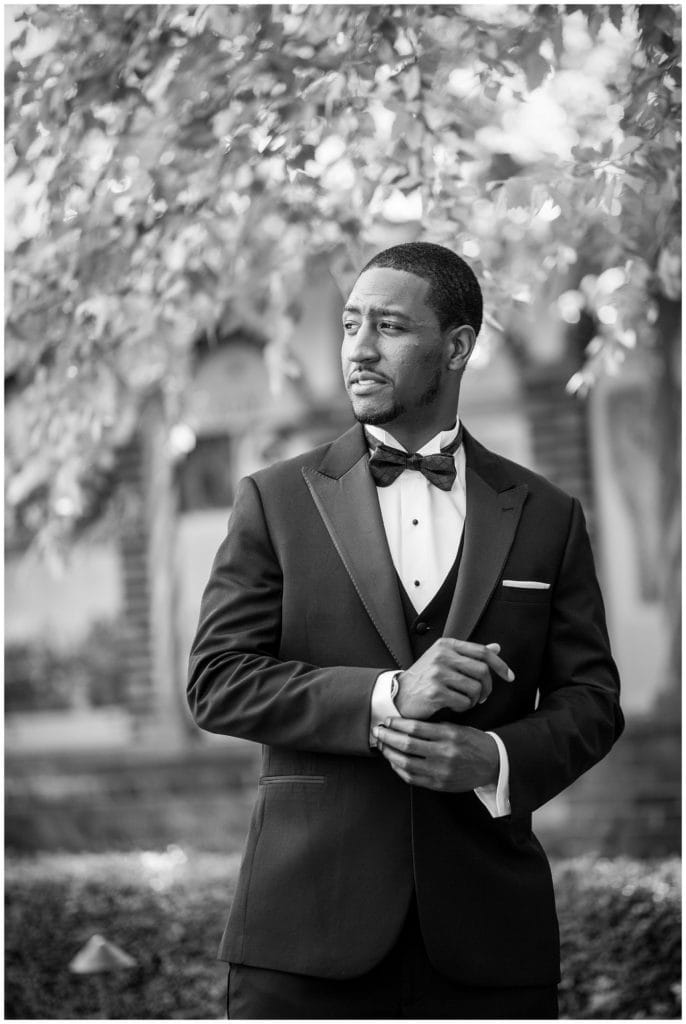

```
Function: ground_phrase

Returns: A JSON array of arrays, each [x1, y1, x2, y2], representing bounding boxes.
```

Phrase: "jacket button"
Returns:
[[414, 621, 430, 635]]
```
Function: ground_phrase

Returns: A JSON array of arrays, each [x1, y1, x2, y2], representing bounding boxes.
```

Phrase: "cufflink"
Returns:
[[390, 671, 401, 701]]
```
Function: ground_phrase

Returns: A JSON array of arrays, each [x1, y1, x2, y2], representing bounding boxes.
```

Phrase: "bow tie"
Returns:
[[367, 425, 463, 491]]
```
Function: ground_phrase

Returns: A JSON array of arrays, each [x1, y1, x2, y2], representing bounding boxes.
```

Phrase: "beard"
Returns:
[[351, 368, 442, 426], [353, 400, 404, 426]]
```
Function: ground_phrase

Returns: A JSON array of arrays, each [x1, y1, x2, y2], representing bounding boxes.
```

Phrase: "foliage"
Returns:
[[5, 4, 681, 550], [6, 750, 259, 855], [4, 851, 681, 1019], [5, 849, 236, 1019], [554, 856, 682, 1019], [5, 619, 130, 712]]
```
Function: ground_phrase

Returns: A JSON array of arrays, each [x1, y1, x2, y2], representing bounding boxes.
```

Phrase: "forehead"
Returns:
[[345, 267, 433, 316]]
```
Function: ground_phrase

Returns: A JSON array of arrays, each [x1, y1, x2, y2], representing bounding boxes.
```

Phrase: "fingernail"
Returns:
[[384, 718, 391, 727], [507, 669, 515, 681], [372, 727, 379, 738], [478, 696, 487, 705]]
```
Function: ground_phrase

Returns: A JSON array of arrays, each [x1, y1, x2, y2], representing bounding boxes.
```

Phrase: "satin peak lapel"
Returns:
[[444, 441, 528, 642], [302, 428, 413, 669]]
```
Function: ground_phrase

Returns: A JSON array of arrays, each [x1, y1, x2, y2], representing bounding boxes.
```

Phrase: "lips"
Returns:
[[348, 370, 389, 396], [348, 370, 389, 386]]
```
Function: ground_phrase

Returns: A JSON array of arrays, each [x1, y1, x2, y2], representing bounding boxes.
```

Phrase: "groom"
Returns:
[[188, 241, 623, 1018]]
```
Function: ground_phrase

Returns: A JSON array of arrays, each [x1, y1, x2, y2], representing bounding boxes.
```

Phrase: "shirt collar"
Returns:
[[365, 418, 461, 456]]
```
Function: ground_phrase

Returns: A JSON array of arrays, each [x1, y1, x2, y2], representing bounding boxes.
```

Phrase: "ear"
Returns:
[[445, 325, 476, 371]]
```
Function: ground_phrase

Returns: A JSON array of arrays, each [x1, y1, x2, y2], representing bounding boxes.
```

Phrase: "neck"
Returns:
[[379, 418, 457, 453], [388, 386, 462, 451]]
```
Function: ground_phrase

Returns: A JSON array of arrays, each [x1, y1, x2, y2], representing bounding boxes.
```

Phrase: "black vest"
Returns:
[[396, 537, 464, 659]]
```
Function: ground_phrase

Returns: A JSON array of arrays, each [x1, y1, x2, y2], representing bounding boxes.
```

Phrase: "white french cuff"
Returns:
[[502, 580, 551, 590], [473, 732, 511, 818], [369, 670, 401, 747]]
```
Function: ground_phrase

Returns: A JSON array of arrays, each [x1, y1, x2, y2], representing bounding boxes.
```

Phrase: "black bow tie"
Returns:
[[367, 425, 463, 491]]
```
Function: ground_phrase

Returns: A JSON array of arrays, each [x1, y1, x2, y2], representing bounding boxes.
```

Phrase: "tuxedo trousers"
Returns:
[[227, 896, 559, 1020]]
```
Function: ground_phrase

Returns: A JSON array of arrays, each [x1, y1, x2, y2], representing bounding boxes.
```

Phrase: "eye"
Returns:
[[379, 321, 404, 333], [342, 320, 359, 335]]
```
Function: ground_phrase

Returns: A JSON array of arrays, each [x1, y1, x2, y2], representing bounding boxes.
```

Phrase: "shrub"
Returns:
[[5, 852, 681, 1019], [5, 620, 129, 713], [553, 856, 681, 1019], [5, 849, 236, 1020]]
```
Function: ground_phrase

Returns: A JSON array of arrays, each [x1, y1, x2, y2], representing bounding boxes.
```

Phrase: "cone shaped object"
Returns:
[[69, 934, 136, 974]]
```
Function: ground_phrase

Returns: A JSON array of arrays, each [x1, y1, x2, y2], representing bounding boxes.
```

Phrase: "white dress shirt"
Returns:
[[366, 419, 511, 818]]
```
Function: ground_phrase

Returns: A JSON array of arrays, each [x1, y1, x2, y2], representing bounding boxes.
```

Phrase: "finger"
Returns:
[[442, 682, 482, 712], [390, 762, 414, 785], [393, 766, 439, 789], [444, 659, 491, 701], [443, 639, 515, 681], [381, 748, 443, 790], [377, 743, 416, 775], [380, 718, 448, 740], [374, 725, 433, 757], [380, 745, 436, 787], [482, 647, 515, 682], [389, 759, 433, 787]]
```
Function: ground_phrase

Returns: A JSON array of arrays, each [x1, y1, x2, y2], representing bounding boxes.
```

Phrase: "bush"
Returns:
[[553, 856, 681, 1019], [5, 849, 236, 1020], [5, 852, 681, 1019], [5, 620, 129, 713]]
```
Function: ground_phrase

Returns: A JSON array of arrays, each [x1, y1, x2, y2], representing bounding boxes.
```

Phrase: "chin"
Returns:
[[348, 389, 403, 425], [352, 403, 403, 427]]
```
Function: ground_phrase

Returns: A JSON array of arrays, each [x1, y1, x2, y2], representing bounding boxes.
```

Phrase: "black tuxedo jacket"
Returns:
[[188, 424, 623, 986]]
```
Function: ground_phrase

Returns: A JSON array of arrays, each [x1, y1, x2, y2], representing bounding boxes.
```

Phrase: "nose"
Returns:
[[344, 318, 379, 365]]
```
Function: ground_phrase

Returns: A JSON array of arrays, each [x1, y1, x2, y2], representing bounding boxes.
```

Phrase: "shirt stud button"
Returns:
[[414, 580, 420, 587], [412, 518, 419, 526]]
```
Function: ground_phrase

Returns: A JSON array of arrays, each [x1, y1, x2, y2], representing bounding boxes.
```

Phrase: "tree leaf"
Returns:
[[524, 52, 551, 91], [609, 7, 624, 33], [402, 63, 421, 102], [617, 136, 643, 157]]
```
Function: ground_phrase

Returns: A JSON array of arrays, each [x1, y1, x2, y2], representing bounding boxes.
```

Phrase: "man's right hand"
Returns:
[[394, 638, 514, 720]]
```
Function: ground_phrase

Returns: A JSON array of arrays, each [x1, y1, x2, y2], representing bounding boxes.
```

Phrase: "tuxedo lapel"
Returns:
[[302, 425, 414, 669], [444, 432, 528, 641]]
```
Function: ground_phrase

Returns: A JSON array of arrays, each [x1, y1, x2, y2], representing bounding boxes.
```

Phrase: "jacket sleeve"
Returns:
[[187, 475, 379, 756], [492, 498, 624, 816]]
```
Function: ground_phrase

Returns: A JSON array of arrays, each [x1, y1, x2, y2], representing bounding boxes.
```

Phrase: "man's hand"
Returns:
[[372, 718, 500, 792], [394, 638, 514, 720]]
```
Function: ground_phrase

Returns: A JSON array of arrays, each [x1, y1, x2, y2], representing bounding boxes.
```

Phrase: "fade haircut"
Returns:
[[359, 242, 483, 337]]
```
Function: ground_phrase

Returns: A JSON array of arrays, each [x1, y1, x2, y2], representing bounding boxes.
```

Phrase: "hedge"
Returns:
[[5, 852, 680, 1019]]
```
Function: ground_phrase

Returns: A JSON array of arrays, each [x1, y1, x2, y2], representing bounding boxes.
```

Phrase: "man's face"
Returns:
[[341, 267, 452, 430]]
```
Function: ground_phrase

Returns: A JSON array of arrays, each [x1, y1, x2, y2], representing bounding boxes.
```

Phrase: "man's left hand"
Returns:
[[373, 718, 499, 791]]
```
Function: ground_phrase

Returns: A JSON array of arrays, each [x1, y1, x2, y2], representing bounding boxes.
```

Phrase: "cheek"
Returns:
[[399, 350, 440, 387]]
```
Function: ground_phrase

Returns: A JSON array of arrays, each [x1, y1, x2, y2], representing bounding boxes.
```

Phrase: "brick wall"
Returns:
[[116, 435, 154, 717], [536, 718, 681, 858], [520, 364, 680, 858], [521, 365, 595, 540]]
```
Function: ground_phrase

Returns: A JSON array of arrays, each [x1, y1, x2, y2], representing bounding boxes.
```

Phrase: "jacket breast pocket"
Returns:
[[492, 586, 552, 606]]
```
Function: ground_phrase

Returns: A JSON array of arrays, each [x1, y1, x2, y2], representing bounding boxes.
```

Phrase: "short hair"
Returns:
[[359, 242, 483, 336]]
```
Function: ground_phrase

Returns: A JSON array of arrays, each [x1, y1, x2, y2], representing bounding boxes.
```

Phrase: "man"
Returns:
[[188, 242, 623, 1019]]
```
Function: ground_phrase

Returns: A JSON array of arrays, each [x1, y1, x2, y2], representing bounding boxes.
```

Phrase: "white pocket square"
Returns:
[[502, 580, 551, 590]]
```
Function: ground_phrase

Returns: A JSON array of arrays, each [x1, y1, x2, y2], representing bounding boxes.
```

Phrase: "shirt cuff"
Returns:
[[369, 671, 400, 747], [473, 731, 511, 818]]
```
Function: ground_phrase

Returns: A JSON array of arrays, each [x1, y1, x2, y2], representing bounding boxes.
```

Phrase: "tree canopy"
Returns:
[[5, 4, 681, 550]]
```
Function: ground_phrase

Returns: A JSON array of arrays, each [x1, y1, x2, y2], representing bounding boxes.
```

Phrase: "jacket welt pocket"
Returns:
[[493, 588, 552, 605], [258, 775, 326, 785]]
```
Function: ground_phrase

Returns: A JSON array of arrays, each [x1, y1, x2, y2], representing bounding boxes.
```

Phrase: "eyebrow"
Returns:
[[342, 304, 412, 319]]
